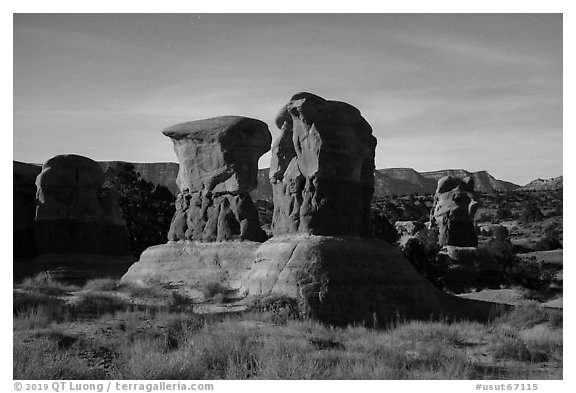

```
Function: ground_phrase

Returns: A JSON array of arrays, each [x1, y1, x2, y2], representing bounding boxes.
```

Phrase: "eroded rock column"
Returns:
[[163, 116, 272, 242], [34, 154, 131, 255], [430, 176, 480, 247], [269, 92, 377, 237]]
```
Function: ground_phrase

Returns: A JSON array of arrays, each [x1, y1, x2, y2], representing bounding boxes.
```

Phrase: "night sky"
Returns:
[[13, 14, 562, 185]]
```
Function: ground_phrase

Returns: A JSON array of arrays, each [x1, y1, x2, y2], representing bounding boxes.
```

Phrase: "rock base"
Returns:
[[121, 241, 260, 299], [241, 235, 499, 325]]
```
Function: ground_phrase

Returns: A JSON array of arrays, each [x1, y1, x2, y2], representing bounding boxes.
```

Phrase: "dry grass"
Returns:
[[13, 280, 563, 380]]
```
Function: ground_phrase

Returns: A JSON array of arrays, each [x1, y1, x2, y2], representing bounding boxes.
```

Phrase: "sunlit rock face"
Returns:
[[269, 92, 377, 237], [430, 176, 480, 247], [34, 154, 130, 255], [163, 116, 271, 242]]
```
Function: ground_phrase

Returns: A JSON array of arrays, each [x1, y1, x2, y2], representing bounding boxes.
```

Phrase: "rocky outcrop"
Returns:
[[395, 221, 424, 237], [430, 176, 480, 247], [239, 93, 499, 325], [14, 162, 42, 257], [519, 176, 563, 191], [270, 92, 377, 236], [121, 116, 272, 291], [242, 235, 446, 324], [34, 154, 130, 255], [242, 235, 497, 325], [421, 169, 519, 193], [163, 116, 271, 242], [122, 241, 261, 299]]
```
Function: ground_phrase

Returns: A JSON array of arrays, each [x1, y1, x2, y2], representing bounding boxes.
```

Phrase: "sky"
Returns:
[[13, 13, 562, 185]]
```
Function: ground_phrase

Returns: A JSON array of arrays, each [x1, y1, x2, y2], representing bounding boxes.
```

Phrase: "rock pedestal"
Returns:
[[430, 176, 480, 247], [242, 235, 448, 325], [121, 116, 272, 294], [164, 116, 271, 242], [122, 241, 261, 299]]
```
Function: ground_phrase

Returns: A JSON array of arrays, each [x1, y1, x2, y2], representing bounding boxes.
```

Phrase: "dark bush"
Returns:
[[101, 163, 175, 256], [520, 201, 544, 223], [248, 294, 304, 324], [371, 209, 399, 245], [496, 207, 513, 220]]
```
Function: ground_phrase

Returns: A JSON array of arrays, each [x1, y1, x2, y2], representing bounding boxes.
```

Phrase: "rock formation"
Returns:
[[395, 221, 425, 237], [34, 154, 131, 255], [164, 116, 271, 242], [430, 176, 480, 247], [240, 93, 498, 325], [269, 92, 377, 236], [121, 116, 272, 296], [14, 161, 42, 257]]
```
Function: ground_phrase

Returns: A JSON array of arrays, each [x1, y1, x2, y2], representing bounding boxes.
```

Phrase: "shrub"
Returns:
[[83, 278, 119, 292], [13, 292, 71, 329], [491, 335, 549, 362], [371, 209, 399, 245], [20, 272, 78, 296], [200, 281, 228, 299], [496, 207, 513, 220], [101, 163, 175, 256], [534, 224, 562, 251], [520, 201, 544, 223], [73, 293, 131, 317], [248, 294, 304, 324], [169, 292, 195, 311]]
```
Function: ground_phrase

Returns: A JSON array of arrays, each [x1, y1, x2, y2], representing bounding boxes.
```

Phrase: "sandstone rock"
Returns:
[[14, 162, 42, 257], [34, 155, 131, 255], [163, 116, 271, 242], [121, 241, 261, 299], [430, 176, 480, 247], [163, 116, 271, 194], [241, 235, 497, 325], [270, 92, 377, 237], [395, 220, 424, 237]]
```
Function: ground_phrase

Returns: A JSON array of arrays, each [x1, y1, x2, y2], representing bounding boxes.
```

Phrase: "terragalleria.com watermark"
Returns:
[[14, 382, 215, 392]]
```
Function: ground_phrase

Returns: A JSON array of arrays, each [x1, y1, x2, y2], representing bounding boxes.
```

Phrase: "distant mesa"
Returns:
[[90, 164, 521, 200], [518, 176, 563, 191]]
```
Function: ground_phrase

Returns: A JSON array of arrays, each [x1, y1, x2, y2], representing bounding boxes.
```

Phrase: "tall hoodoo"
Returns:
[[34, 154, 130, 255], [163, 116, 272, 242], [270, 92, 377, 237], [430, 176, 480, 247]]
